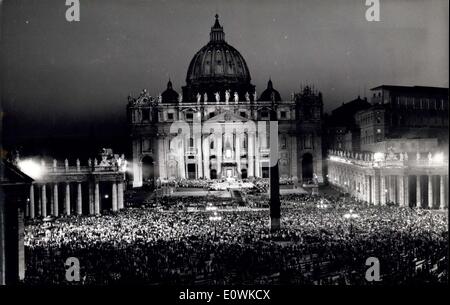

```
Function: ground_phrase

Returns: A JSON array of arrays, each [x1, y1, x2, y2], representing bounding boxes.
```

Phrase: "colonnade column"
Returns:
[[416, 175, 421, 207], [29, 185, 35, 219], [440, 175, 446, 209], [372, 175, 379, 205], [428, 175, 433, 209], [380, 175, 386, 205], [41, 184, 47, 217], [398, 175, 404, 207], [388, 176, 395, 204], [118, 182, 124, 210], [112, 182, 118, 212], [94, 182, 100, 215], [88, 182, 94, 215], [404, 176, 409, 207], [53, 184, 59, 217], [65, 183, 71, 215], [365, 176, 371, 203], [77, 183, 82, 215]]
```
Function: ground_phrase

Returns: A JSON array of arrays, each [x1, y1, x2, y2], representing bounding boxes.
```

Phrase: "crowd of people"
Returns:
[[23, 193, 448, 285], [151, 177, 296, 190]]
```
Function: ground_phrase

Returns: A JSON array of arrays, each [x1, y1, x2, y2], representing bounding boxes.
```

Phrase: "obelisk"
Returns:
[[269, 97, 280, 231]]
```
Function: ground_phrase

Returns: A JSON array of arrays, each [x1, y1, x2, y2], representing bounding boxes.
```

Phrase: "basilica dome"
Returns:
[[186, 14, 251, 85], [182, 15, 255, 102]]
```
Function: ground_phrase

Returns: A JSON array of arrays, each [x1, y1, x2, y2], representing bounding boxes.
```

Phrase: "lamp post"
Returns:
[[209, 211, 222, 240], [343, 209, 359, 235]]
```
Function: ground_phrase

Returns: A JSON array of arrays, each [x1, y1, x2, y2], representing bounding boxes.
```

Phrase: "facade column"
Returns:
[[398, 175, 404, 207], [380, 175, 386, 205], [41, 184, 47, 217], [248, 132, 255, 177], [29, 185, 35, 219], [157, 137, 167, 179], [428, 175, 433, 209], [118, 182, 124, 210], [76, 183, 82, 215], [440, 175, 446, 209], [53, 184, 59, 217], [112, 182, 118, 212], [94, 182, 100, 215], [255, 131, 260, 177], [235, 132, 241, 176], [416, 175, 421, 208], [217, 133, 222, 176], [202, 135, 210, 179], [132, 139, 143, 187], [291, 136, 298, 181], [64, 183, 71, 215], [196, 134, 203, 178]]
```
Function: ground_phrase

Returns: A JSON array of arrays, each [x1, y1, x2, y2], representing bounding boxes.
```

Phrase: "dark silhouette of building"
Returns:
[[324, 96, 370, 151], [0, 159, 32, 285]]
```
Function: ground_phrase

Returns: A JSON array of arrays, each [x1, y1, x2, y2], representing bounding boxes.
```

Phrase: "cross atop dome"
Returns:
[[210, 14, 225, 42]]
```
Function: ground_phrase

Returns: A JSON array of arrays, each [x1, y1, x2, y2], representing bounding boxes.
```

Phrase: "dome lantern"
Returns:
[[210, 14, 225, 42]]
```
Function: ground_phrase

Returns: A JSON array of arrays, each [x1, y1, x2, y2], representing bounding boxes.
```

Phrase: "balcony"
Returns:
[[185, 147, 198, 156]]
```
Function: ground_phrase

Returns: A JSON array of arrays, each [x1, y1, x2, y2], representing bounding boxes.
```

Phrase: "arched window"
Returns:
[[210, 140, 214, 149], [189, 138, 194, 147]]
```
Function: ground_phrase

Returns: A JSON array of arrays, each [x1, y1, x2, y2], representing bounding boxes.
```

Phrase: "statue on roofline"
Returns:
[[215, 92, 220, 104]]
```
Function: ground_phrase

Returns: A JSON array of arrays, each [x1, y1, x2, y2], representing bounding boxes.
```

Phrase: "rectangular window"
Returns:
[[240, 111, 246, 118], [186, 113, 193, 121], [167, 113, 174, 120], [280, 111, 286, 119]]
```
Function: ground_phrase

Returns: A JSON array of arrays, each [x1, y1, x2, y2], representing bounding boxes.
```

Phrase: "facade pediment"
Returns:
[[206, 111, 248, 123]]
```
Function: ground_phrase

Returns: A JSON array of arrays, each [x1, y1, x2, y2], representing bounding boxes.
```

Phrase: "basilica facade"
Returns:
[[127, 15, 323, 187]]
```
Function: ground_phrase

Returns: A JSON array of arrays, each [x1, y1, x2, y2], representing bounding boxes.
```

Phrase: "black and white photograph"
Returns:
[[0, 0, 448, 300]]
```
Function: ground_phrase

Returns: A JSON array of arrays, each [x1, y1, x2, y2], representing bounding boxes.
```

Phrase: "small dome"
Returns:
[[259, 79, 281, 101], [161, 80, 179, 103]]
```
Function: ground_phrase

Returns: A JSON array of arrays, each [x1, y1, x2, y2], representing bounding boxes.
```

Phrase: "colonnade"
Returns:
[[328, 165, 448, 209], [26, 181, 125, 219]]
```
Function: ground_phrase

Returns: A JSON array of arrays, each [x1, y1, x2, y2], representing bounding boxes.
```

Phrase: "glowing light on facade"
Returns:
[[17, 159, 45, 179]]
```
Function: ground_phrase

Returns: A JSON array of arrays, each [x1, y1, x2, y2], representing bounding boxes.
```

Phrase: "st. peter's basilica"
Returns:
[[127, 15, 324, 187]]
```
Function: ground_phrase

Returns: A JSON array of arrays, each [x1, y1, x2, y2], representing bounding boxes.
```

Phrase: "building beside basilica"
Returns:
[[127, 15, 323, 187], [326, 85, 449, 209]]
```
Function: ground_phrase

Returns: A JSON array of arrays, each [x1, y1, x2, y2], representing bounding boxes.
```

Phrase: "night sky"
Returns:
[[1, 0, 448, 156]]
